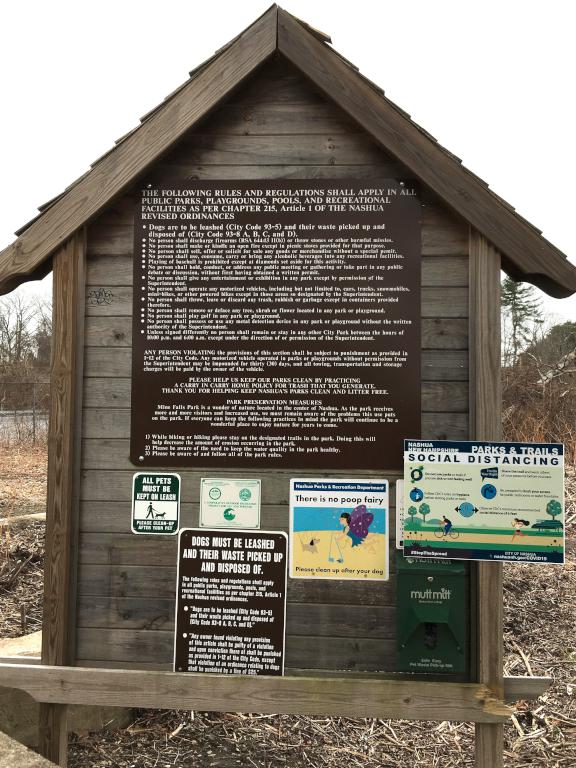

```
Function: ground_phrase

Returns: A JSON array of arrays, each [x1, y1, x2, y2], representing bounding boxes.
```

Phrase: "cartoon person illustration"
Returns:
[[339, 505, 376, 550], [328, 534, 344, 563], [512, 517, 530, 540], [442, 516, 453, 538], [146, 502, 156, 519]]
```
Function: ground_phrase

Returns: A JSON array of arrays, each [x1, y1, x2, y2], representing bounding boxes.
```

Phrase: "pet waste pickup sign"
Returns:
[[290, 479, 389, 580], [174, 529, 287, 675], [403, 440, 564, 563], [132, 473, 180, 534]]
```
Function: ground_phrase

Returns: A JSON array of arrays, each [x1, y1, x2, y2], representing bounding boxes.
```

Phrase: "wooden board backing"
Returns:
[[76, 57, 472, 675]]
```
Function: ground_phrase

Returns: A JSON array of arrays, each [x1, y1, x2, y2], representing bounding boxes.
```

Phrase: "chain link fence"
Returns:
[[0, 381, 50, 444]]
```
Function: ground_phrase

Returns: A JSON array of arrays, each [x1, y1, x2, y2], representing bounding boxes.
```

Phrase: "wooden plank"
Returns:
[[0, 663, 509, 722], [80, 469, 399, 504], [77, 496, 399, 535], [424, 382, 467, 412], [421, 318, 468, 349], [72, 629, 387, 672], [76, 597, 396, 639], [469, 233, 502, 442], [173, 134, 388, 165], [77, 532, 399, 567], [42, 232, 85, 666], [0, 655, 40, 665], [469, 231, 503, 768], [84, 284, 468, 318], [77, 564, 398, 604], [217, 60, 327, 104], [65, 666, 548, 701], [422, 412, 468, 440], [79, 499, 286, 532], [0, 7, 278, 292], [37, 705, 67, 767], [422, 350, 468, 381], [421, 256, 468, 285], [153, 162, 411, 182], [277, 9, 575, 297], [84, 346, 468, 381], [205, 102, 359, 134], [84, 315, 468, 349], [39, 232, 86, 766], [75, 658, 475, 679], [503, 676, 552, 703]]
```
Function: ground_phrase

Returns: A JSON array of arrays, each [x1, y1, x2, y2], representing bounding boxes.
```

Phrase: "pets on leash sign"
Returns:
[[403, 440, 565, 564], [132, 472, 180, 534], [289, 479, 389, 581]]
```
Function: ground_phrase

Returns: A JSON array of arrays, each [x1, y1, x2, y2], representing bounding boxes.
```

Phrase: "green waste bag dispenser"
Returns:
[[396, 554, 468, 674]]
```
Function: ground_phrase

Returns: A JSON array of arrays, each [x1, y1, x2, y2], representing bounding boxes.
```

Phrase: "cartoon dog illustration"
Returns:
[[299, 535, 320, 554]]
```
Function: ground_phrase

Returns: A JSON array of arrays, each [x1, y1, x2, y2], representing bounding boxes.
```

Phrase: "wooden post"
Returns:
[[469, 230, 503, 767], [39, 232, 86, 767]]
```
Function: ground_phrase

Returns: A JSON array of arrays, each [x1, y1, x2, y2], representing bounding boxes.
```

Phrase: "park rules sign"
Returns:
[[130, 180, 420, 470]]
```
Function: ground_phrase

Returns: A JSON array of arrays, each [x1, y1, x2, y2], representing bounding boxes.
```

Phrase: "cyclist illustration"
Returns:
[[434, 516, 459, 540]]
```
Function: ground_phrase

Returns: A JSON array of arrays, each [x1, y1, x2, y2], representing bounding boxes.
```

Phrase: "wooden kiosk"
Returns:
[[0, 7, 574, 767]]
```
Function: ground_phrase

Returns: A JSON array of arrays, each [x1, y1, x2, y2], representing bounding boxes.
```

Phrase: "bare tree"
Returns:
[[0, 292, 52, 417], [0, 294, 37, 368]]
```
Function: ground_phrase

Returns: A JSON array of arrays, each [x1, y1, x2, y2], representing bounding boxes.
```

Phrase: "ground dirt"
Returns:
[[1, 446, 574, 767], [0, 444, 46, 637]]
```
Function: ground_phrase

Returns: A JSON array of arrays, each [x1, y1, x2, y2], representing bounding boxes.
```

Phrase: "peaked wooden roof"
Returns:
[[0, 4, 574, 297]]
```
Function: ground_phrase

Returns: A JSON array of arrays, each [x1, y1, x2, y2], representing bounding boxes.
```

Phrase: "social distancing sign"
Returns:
[[403, 440, 564, 564]]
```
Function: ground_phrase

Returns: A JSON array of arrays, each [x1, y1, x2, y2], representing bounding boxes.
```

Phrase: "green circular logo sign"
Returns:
[[239, 488, 251, 501], [209, 487, 221, 500]]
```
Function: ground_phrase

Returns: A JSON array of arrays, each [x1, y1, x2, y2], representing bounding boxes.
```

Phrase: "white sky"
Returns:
[[0, 0, 574, 322]]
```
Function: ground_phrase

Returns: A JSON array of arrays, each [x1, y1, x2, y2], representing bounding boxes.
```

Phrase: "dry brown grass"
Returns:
[[503, 361, 576, 463], [0, 441, 47, 520], [0, 440, 46, 637]]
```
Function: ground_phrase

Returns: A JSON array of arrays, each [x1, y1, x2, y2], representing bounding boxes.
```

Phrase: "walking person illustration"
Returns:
[[146, 501, 156, 519], [512, 517, 530, 541]]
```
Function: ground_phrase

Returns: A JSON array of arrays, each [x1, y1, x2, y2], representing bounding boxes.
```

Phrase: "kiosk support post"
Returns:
[[39, 232, 86, 766], [469, 231, 504, 767]]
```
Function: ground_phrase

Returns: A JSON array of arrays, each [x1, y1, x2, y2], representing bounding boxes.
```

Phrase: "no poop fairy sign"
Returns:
[[289, 479, 389, 580]]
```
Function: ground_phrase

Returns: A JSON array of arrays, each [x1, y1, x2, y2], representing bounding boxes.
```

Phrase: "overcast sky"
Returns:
[[0, 0, 574, 321]]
